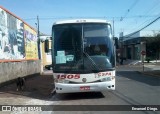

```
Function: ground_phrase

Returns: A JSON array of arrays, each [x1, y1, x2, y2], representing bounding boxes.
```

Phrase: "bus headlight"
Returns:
[[101, 76, 115, 82], [57, 79, 70, 83], [54, 78, 58, 83], [63, 80, 70, 83]]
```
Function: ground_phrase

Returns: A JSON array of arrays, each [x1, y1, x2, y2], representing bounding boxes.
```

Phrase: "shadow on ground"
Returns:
[[0, 74, 54, 100], [0, 74, 105, 101], [117, 71, 160, 86], [52, 92, 105, 101]]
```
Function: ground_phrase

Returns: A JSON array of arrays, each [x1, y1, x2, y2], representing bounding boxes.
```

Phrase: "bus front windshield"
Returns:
[[53, 23, 115, 73]]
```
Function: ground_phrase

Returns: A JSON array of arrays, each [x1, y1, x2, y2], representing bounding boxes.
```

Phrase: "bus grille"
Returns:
[[68, 80, 101, 84]]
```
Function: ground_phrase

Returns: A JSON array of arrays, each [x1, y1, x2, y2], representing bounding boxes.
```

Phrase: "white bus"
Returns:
[[50, 19, 116, 93]]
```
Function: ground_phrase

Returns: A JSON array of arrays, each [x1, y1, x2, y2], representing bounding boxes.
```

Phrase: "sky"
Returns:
[[0, 0, 160, 37]]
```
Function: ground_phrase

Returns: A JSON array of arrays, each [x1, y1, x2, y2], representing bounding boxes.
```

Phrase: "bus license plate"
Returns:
[[80, 86, 90, 90]]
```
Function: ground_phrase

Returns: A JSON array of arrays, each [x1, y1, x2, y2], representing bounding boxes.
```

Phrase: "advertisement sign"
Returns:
[[0, 8, 25, 60], [24, 24, 38, 59]]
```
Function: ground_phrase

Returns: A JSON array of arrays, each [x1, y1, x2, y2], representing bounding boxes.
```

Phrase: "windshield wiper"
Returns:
[[83, 51, 102, 72]]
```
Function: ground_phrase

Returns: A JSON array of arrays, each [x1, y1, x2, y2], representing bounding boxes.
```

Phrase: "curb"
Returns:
[[0, 73, 40, 88], [41, 70, 53, 76], [41, 73, 53, 76], [137, 71, 160, 78]]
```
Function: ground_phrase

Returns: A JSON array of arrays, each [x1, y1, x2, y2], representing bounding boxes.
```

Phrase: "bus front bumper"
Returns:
[[55, 81, 115, 93]]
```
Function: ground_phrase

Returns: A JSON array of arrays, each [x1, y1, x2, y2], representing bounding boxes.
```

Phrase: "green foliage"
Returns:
[[145, 57, 151, 63], [145, 34, 160, 44], [143, 33, 160, 59]]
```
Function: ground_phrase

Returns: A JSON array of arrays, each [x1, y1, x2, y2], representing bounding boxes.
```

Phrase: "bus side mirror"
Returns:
[[114, 37, 119, 49], [45, 39, 49, 53]]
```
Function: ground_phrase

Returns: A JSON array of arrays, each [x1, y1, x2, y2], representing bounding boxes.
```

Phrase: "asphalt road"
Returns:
[[0, 66, 159, 114], [49, 70, 160, 114]]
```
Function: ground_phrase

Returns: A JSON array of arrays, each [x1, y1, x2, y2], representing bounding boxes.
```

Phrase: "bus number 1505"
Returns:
[[57, 74, 80, 79]]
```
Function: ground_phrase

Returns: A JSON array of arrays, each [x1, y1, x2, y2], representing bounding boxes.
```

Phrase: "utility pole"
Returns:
[[37, 16, 43, 74], [113, 18, 115, 38], [37, 16, 41, 59]]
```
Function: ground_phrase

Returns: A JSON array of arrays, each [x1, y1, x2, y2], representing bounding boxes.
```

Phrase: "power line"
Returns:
[[23, 15, 158, 21], [124, 14, 160, 39], [120, 0, 139, 21], [120, 0, 159, 32], [128, 1, 160, 33], [143, 0, 160, 17]]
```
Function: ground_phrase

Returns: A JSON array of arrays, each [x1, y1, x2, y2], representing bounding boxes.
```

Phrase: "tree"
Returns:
[[144, 32, 160, 60]]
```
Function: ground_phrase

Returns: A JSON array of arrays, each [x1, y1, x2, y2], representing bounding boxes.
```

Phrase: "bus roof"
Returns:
[[53, 19, 110, 25]]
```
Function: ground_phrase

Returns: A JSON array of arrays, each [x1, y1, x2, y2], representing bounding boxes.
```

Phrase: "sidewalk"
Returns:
[[118, 59, 160, 77], [140, 70, 160, 77], [119, 59, 160, 66]]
